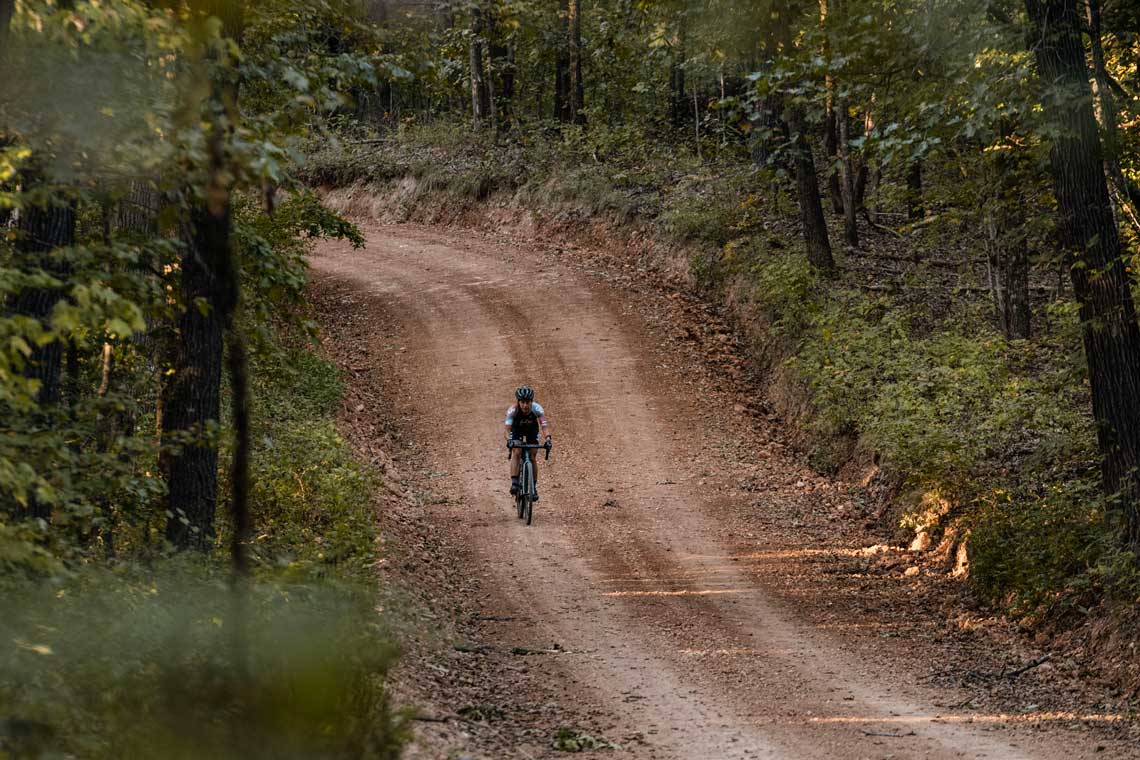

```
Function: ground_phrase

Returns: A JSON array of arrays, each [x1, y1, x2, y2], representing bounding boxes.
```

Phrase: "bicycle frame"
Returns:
[[507, 441, 551, 525]]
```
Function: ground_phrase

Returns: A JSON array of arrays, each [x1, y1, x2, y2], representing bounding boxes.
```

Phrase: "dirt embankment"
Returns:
[[309, 213, 1138, 758]]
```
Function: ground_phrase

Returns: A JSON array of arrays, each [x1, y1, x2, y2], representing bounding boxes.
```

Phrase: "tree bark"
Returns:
[[819, 0, 843, 213], [836, 103, 858, 246], [163, 0, 246, 551], [669, 16, 686, 129], [162, 208, 227, 550], [568, 0, 584, 125], [906, 160, 924, 220], [553, 0, 570, 122], [469, 5, 490, 127], [1025, 0, 1140, 552], [786, 107, 836, 274]]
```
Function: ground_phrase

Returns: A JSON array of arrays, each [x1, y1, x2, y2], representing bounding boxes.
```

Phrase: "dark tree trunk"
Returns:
[[490, 39, 515, 124], [819, 0, 843, 214], [786, 107, 836, 274], [553, 0, 570, 122], [906, 160, 924, 220], [162, 210, 227, 550], [1025, 0, 1140, 552], [0, 0, 12, 56], [163, 0, 247, 552], [568, 0, 584, 125]]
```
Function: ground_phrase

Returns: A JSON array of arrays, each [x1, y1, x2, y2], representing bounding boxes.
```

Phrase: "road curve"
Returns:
[[311, 223, 1121, 760]]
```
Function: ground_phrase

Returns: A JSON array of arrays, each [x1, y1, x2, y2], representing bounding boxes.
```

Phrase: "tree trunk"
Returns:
[[669, 17, 686, 129], [568, 0, 584, 125], [906, 160, 924, 220], [836, 102, 859, 246], [819, 0, 843, 214], [469, 5, 490, 127], [163, 0, 247, 552], [786, 107, 836, 274], [985, 200, 1031, 340], [1084, 0, 1140, 236], [162, 209, 227, 550], [0, 0, 12, 60], [553, 0, 570, 122], [1025, 0, 1140, 552]]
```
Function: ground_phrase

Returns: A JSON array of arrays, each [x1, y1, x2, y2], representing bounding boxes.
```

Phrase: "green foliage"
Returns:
[[968, 476, 1140, 619], [0, 565, 407, 759], [240, 343, 379, 579]]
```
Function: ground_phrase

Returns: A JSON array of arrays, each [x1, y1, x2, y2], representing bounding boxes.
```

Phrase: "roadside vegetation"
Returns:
[[1, 1, 407, 756]]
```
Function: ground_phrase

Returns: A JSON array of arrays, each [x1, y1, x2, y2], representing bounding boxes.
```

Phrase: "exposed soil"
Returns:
[[310, 221, 1138, 759]]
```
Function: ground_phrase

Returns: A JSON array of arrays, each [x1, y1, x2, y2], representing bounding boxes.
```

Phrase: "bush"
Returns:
[[0, 565, 407, 759], [237, 342, 380, 579]]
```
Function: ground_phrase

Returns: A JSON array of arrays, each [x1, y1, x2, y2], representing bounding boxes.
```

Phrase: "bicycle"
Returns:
[[507, 439, 551, 526]]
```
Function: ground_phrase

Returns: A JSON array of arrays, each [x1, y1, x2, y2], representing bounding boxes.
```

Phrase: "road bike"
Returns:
[[508, 440, 551, 526]]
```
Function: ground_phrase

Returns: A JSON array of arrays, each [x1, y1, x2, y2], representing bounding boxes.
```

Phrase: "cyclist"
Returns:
[[506, 385, 551, 496]]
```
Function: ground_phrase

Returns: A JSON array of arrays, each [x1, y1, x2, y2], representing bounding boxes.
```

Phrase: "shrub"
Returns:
[[0, 565, 407, 759]]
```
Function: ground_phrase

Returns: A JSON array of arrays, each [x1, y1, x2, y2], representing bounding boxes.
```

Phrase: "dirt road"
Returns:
[[311, 223, 1131, 759]]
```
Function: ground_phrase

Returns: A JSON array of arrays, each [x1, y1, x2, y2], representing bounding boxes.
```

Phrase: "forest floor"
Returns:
[[310, 221, 1139, 759]]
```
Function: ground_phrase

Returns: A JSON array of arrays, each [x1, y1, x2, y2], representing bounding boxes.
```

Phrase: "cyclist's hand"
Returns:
[[544, 437, 552, 447]]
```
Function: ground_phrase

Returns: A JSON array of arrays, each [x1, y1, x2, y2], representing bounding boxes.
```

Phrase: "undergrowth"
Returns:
[[0, 333, 408, 758], [305, 122, 1140, 624]]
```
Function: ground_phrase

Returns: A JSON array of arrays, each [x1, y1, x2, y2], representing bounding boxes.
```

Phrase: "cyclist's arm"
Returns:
[[537, 407, 551, 442]]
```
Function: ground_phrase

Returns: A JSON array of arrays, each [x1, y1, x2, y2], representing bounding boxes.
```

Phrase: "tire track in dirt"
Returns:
[[312, 223, 1131, 759]]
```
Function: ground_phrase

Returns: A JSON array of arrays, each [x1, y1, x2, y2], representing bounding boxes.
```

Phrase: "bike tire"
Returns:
[[516, 492, 525, 519], [523, 460, 536, 526]]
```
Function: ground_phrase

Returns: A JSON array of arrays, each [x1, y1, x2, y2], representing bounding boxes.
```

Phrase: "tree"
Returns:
[[567, 0, 584, 124], [469, 3, 490, 126], [162, 0, 247, 551], [1024, 0, 1140, 551]]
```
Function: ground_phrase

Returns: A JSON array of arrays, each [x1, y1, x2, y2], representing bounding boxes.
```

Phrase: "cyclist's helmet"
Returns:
[[515, 385, 535, 402]]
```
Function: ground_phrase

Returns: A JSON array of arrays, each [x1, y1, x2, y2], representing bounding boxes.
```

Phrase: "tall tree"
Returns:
[[469, 3, 490, 127], [1025, 0, 1140, 551], [787, 107, 837, 273], [770, 1, 836, 273], [567, 0, 584, 124], [553, 0, 570, 122], [162, 0, 247, 551]]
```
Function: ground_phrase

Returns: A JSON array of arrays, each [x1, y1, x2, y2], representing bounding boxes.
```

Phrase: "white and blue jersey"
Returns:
[[505, 403, 548, 443]]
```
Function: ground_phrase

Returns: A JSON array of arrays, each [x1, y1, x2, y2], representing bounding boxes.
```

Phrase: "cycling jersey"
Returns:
[[506, 403, 547, 443]]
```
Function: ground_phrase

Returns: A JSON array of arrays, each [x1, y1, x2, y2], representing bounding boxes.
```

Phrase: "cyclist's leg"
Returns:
[[510, 447, 521, 494]]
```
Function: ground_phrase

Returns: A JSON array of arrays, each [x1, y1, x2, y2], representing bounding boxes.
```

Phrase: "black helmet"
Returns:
[[515, 385, 535, 401]]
